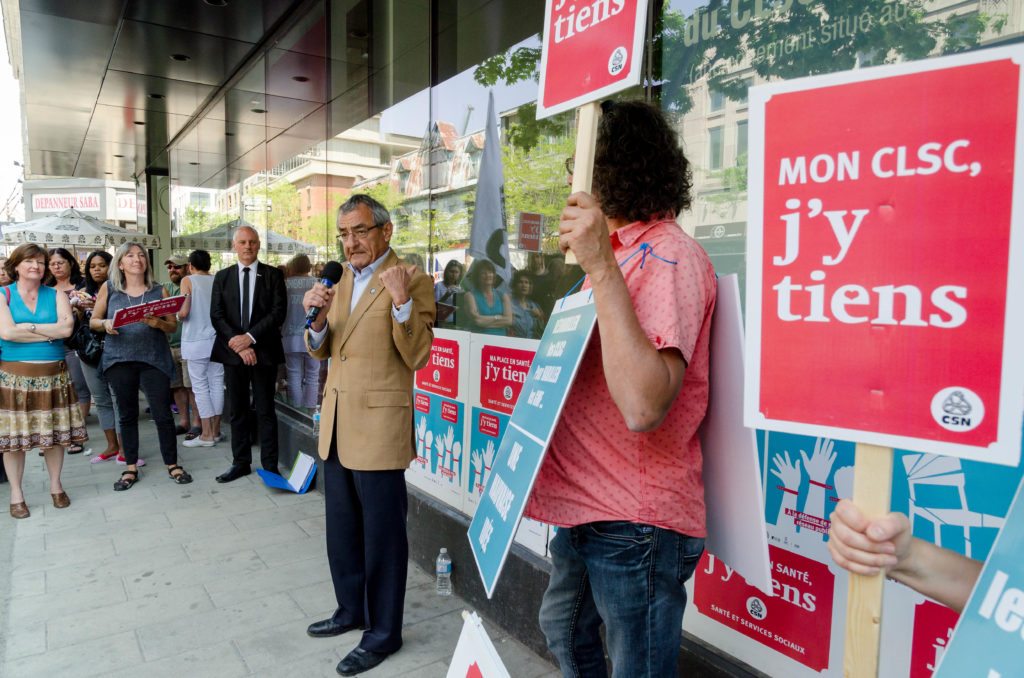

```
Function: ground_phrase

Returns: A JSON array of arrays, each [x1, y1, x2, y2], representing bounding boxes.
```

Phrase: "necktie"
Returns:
[[241, 266, 251, 332]]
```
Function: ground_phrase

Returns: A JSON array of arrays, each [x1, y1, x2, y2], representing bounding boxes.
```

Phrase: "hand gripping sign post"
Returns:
[[536, 0, 649, 263], [744, 47, 1024, 676]]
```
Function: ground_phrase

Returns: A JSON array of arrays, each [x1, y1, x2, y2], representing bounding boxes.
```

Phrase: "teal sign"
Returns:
[[935, 476, 1024, 678], [468, 291, 597, 598]]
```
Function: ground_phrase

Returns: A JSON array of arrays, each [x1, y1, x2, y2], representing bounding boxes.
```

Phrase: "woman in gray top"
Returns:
[[90, 242, 193, 491]]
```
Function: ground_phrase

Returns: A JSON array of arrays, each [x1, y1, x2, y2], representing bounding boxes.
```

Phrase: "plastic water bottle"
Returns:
[[435, 548, 452, 596], [312, 406, 321, 435]]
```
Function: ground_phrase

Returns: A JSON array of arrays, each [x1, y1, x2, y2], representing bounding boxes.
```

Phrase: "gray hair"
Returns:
[[338, 194, 391, 228], [232, 225, 260, 243], [109, 242, 154, 292]]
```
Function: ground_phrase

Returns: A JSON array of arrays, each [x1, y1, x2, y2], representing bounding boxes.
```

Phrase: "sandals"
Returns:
[[184, 427, 202, 441], [113, 470, 138, 491], [67, 444, 85, 454], [168, 465, 193, 485]]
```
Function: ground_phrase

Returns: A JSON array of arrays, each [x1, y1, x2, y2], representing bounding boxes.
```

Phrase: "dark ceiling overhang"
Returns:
[[15, 0, 377, 189]]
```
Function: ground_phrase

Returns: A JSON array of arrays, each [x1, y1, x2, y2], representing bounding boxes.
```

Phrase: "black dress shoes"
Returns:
[[336, 647, 392, 676], [306, 618, 362, 638], [215, 464, 251, 483]]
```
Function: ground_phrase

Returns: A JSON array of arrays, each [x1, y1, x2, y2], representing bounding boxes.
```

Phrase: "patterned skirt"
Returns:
[[0, 361, 89, 454]]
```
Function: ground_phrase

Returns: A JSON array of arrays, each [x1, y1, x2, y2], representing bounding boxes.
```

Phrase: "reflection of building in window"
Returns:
[[902, 453, 1005, 559], [736, 121, 748, 161], [708, 127, 724, 170], [709, 88, 725, 112]]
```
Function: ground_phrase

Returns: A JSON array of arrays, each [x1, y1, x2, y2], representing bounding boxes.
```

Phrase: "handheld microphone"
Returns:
[[305, 261, 344, 328]]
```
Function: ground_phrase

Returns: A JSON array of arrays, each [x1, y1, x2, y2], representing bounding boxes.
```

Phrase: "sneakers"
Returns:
[[214, 433, 225, 443], [116, 455, 146, 467], [90, 450, 119, 464], [182, 437, 216, 448]]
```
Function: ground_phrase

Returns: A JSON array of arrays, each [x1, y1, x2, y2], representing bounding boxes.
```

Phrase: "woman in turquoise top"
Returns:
[[464, 260, 513, 336], [0, 243, 85, 519]]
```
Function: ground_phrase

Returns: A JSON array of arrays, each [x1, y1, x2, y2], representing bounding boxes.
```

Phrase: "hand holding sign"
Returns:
[[558, 192, 617, 275]]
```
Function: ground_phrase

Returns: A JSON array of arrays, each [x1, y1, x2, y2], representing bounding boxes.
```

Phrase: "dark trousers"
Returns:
[[106, 362, 177, 466], [224, 363, 279, 469], [324, 450, 408, 654]]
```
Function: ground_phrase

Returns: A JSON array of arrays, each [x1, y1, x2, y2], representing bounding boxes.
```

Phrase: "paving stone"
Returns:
[[286, 579, 339, 618], [5, 577, 128, 626], [12, 537, 116, 574], [47, 585, 214, 650], [46, 543, 189, 595], [102, 641, 250, 678], [227, 499, 325, 532], [396, 660, 451, 677], [111, 515, 238, 555], [252, 532, 325, 567], [247, 646, 345, 678], [204, 553, 330, 608], [184, 520, 307, 562], [1, 620, 46, 662], [233, 615, 345, 673], [6, 570, 46, 598], [123, 548, 267, 600], [43, 511, 169, 551], [136, 592, 306, 661], [296, 514, 326, 535], [0, 629, 143, 678]]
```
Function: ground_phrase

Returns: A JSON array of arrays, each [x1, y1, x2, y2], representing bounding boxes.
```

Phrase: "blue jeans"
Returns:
[[539, 522, 705, 678]]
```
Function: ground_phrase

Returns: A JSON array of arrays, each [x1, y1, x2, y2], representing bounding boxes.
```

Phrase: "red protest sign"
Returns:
[[745, 47, 1024, 466], [416, 337, 461, 398], [517, 213, 543, 252], [111, 295, 186, 329], [536, 0, 649, 119], [694, 548, 835, 672]]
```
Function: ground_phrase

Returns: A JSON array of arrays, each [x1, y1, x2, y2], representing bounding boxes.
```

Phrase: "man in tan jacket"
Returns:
[[302, 194, 434, 676]]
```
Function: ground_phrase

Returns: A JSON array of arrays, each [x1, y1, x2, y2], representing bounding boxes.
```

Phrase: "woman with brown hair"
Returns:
[[0, 243, 86, 518]]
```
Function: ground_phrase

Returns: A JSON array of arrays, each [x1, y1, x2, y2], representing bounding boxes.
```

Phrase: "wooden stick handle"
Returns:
[[843, 443, 894, 678], [565, 102, 602, 265]]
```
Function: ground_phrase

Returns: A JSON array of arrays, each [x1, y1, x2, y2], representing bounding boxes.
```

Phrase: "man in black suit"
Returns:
[[210, 225, 287, 483]]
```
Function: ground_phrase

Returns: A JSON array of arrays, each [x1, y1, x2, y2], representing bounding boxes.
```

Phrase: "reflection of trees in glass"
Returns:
[[705, 153, 747, 212], [661, 0, 1005, 108], [504, 135, 576, 248], [474, 2, 1006, 119]]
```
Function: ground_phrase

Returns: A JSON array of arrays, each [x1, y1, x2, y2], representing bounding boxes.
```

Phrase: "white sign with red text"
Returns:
[[536, 0, 649, 119], [744, 46, 1024, 465], [32, 193, 101, 214]]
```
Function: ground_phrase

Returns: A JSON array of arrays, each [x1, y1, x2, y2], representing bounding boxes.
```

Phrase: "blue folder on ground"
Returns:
[[257, 452, 317, 494]]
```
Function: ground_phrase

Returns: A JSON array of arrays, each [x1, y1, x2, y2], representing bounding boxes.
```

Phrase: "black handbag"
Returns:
[[67, 318, 105, 366]]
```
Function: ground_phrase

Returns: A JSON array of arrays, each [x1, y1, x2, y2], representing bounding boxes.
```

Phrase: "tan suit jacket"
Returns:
[[307, 251, 435, 470]]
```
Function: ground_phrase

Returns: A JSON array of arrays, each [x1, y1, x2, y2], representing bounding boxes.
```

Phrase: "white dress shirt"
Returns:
[[308, 249, 411, 349], [237, 259, 259, 343]]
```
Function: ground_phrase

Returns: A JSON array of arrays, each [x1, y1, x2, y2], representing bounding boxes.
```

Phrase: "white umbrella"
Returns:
[[173, 218, 317, 255], [0, 208, 160, 249]]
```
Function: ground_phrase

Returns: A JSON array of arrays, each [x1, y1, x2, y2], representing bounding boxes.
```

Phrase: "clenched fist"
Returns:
[[380, 264, 417, 307]]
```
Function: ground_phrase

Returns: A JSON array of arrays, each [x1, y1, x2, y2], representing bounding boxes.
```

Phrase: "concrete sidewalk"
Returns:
[[0, 414, 557, 678]]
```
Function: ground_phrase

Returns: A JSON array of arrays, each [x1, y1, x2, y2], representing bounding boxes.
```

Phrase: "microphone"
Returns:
[[305, 261, 344, 328]]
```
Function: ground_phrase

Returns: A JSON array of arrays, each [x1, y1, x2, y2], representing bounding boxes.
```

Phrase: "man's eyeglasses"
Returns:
[[565, 157, 574, 175], [337, 224, 382, 242], [166, 264, 184, 269]]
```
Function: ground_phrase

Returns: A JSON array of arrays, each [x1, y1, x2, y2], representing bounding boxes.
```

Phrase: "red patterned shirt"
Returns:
[[525, 218, 716, 537]]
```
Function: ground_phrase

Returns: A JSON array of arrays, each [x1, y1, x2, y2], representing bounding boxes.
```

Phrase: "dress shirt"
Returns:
[[237, 259, 259, 344], [308, 249, 411, 350]]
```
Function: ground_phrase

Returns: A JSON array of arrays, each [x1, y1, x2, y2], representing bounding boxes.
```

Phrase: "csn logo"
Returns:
[[746, 596, 768, 621], [931, 387, 984, 432]]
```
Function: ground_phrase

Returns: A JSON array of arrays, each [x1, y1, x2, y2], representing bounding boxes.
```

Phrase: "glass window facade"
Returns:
[[161, 0, 1024, 420]]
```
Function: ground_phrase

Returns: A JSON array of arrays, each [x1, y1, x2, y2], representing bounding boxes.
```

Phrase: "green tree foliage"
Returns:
[[475, 1, 1006, 119]]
